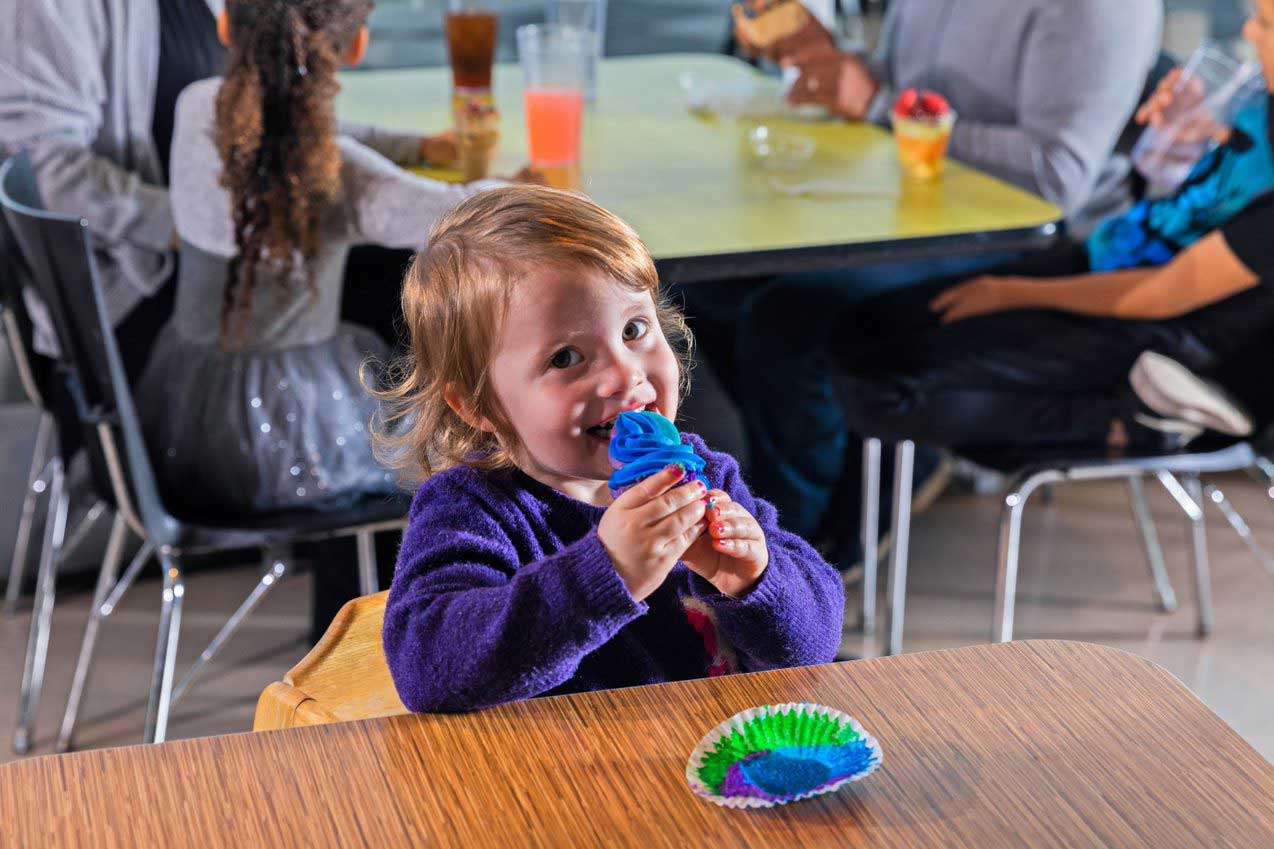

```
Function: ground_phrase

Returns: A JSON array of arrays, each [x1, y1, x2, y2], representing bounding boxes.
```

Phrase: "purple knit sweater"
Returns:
[[383, 433, 844, 713]]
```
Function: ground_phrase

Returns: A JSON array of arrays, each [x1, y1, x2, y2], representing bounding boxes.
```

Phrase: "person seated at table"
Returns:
[[0, 0, 226, 378], [681, 0, 1163, 549], [134, 0, 506, 515], [738, 34, 1274, 549], [820, 0, 1274, 477], [0, 0, 454, 379], [746, 0, 1163, 233], [377, 187, 844, 713]]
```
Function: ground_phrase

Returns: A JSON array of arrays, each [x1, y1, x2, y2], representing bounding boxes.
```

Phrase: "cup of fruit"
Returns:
[[891, 89, 955, 181]]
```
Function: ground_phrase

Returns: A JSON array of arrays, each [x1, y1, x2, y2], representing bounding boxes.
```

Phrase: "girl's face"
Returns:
[[484, 267, 681, 505], [1244, 0, 1274, 90]]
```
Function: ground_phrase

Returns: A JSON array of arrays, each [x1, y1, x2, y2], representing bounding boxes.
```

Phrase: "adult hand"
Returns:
[[681, 490, 769, 598], [786, 49, 879, 120], [598, 466, 708, 602], [1134, 68, 1231, 145], [419, 131, 459, 168], [930, 275, 1028, 323]]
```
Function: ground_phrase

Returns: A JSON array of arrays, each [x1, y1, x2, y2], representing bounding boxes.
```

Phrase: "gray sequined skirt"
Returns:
[[137, 323, 399, 515]]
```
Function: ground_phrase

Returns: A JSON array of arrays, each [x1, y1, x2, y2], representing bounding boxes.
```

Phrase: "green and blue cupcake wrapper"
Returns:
[[686, 703, 882, 808]]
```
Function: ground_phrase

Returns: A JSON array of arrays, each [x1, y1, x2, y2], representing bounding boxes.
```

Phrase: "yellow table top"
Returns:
[[337, 53, 1060, 280]]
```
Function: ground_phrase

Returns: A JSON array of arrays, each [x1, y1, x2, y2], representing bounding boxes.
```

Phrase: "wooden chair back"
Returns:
[[253, 591, 408, 731]]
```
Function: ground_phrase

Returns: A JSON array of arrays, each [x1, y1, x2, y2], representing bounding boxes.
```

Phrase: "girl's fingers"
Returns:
[[710, 516, 764, 541], [642, 477, 709, 525], [677, 517, 710, 551], [614, 465, 686, 510], [714, 537, 757, 560], [708, 503, 764, 540], [654, 496, 708, 545]]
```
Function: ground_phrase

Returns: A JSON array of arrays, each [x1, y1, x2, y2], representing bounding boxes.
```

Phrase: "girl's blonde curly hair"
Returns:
[[372, 186, 693, 485]]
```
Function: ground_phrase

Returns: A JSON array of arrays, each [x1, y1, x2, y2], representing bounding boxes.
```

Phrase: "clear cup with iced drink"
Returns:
[[1132, 43, 1262, 195]]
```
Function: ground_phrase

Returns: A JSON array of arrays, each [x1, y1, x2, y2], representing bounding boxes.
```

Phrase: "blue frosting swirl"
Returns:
[[608, 411, 706, 493]]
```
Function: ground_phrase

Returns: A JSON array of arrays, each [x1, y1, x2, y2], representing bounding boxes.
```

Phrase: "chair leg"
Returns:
[[56, 513, 132, 754], [356, 532, 378, 596], [883, 440, 914, 656], [993, 468, 1070, 644], [99, 540, 156, 617], [1250, 455, 1274, 504], [12, 455, 68, 755], [1127, 476, 1177, 613], [1183, 475, 1214, 638], [859, 437, 882, 635], [144, 554, 185, 745], [170, 549, 289, 707], [4, 412, 52, 618], [57, 499, 108, 566], [1204, 483, 1274, 580], [1156, 472, 1213, 638]]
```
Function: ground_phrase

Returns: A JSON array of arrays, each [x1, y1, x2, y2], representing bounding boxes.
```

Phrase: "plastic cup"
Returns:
[[1132, 43, 1262, 195], [892, 110, 956, 181], [446, 0, 499, 124], [517, 24, 589, 189], [546, 0, 606, 102]]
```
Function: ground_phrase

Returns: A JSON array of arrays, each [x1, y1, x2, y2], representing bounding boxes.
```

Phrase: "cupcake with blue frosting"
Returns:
[[608, 411, 706, 498]]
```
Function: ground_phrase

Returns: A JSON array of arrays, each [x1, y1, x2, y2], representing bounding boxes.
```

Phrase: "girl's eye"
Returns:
[[549, 348, 582, 369], [623, 319, 649, 342]]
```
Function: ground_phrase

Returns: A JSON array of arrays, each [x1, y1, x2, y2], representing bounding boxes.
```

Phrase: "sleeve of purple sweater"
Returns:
[[383, 473, 646, 713], [683, 434, 845, 671]]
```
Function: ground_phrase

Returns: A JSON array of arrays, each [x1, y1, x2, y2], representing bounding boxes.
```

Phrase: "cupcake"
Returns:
[[608, 411, 706, 498]]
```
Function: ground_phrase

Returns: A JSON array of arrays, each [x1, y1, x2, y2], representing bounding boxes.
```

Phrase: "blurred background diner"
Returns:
[[1, 0, 1272, 771]]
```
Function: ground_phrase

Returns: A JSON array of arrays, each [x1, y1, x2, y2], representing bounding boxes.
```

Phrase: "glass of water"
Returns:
[[546, 0, 606, 102]]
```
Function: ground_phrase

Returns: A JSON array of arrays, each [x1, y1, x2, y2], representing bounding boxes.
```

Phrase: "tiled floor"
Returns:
[[3, 465, 1272, 767]]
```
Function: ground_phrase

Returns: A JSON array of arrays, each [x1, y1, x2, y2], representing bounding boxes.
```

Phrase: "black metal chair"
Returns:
[[861, 431, 1274, 656], [1, 153, 408, 747], [0, 175, 119, 754]]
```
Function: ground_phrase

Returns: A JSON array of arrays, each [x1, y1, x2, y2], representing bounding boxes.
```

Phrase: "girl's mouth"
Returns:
[[585, 404, 658, 442]]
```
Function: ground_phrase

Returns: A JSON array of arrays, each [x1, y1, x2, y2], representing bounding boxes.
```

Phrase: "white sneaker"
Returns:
[[1129, 352, 1254, 438]]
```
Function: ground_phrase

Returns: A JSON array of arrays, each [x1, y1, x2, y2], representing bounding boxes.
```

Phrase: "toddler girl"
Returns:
[[379, 186, 844, 712]]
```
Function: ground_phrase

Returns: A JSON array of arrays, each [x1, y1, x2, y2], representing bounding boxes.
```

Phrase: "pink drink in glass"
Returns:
[[524, 88, 584, 168]]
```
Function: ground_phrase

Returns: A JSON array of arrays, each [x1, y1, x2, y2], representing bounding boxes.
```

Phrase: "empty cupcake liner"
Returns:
[[686, 703, 882, 808]]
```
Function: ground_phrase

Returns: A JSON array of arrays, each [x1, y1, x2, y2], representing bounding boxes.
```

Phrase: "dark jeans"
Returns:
[[730, 252, 1018, 538], [831, 248, 1274, 450]]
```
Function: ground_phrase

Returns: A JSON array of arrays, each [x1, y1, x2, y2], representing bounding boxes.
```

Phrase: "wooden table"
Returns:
[[4, 641, 1272, 848], [336, 54, 1061, 282]]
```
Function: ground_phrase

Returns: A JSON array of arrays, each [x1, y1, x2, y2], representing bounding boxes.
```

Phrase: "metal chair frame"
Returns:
[[2, 154, 404, 751], [860, 437, 1274, 656]]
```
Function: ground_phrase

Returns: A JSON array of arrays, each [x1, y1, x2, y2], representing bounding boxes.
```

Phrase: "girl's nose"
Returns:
[[600, 356, 645, 397]]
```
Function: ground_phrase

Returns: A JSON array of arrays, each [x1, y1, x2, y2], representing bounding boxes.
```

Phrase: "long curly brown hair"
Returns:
[[215, 0, 373, 343]]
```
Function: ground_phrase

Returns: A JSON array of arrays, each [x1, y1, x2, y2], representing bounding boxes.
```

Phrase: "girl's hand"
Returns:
[[598, 466, 708, 602], [930, 275, 1028, 323], [681, 491, 769, 598], [419, 132, 458, 168]]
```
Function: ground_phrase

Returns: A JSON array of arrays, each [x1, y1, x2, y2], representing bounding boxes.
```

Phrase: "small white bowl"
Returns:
[[747, 125, 816, 169]]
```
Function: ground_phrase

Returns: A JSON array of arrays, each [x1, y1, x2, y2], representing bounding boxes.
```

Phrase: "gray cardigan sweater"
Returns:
[[864, 0, 1163, 233]]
